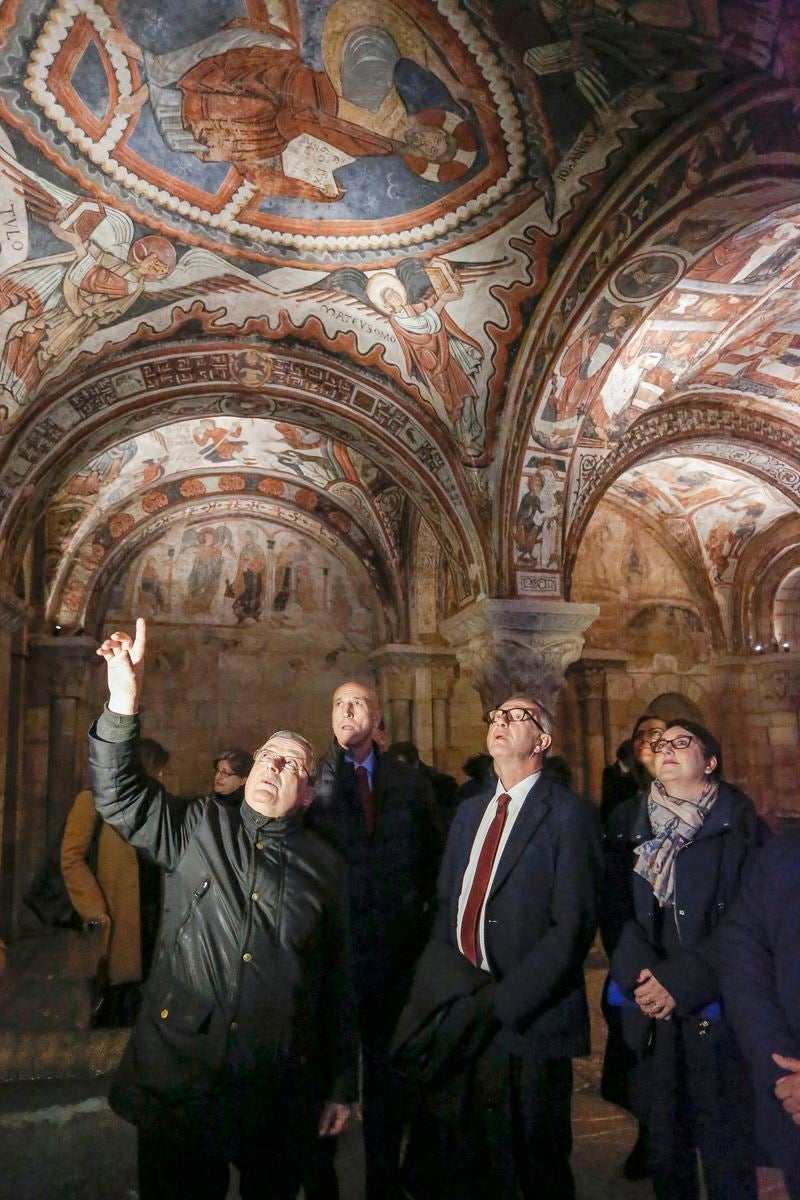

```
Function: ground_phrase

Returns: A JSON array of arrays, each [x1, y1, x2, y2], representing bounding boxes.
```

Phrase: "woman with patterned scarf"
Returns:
[[604, 718, 766, 1200]]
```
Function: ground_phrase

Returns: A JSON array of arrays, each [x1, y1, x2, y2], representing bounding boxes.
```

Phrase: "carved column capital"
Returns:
[[440, 598, 599, 711], [28, 635, 99, 699], [371, 643, 459, 700], [0, 582, 25, 632], [571, 651, 628, 702]]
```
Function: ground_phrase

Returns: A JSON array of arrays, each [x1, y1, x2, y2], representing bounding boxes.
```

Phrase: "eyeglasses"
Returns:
[[252, 747, 308, 776], [650, 735, 695, 754], [485, 707, 545, 733], [215, 768, 240, 779], [634, 726, 665, 742]]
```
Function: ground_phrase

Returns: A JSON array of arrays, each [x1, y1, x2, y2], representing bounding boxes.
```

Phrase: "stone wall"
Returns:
[[569, 502, 800, 816]]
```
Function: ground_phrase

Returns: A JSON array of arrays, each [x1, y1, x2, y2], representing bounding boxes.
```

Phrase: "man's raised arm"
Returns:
[[90, 617, 200, 869]]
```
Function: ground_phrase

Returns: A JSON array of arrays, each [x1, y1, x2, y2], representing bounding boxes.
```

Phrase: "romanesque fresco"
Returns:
[[0, 0, 795, 660], [105, 515, 378, 649], [44, 414, 405, 626], [606, 457, 794, 637]]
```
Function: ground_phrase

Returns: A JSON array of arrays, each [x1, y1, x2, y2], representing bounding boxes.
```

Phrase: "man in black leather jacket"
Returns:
[[88, 619, 354, 1200]]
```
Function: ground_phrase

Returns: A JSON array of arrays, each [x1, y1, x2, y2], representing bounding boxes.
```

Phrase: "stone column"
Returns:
[[571, 653, 627, 803], [17, 635, 98, 925], [0, 584, 26, 939], [439, 598, 599, 715], [371, 644, 458, 766]]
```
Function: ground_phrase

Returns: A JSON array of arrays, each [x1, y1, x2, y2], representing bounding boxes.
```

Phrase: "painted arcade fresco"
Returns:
[[105, 516, 378, 649], [44, 415, 407, 627], [603, 456, 794, 637], [0, 0, 767, 468], [0, 0, 795, 639]]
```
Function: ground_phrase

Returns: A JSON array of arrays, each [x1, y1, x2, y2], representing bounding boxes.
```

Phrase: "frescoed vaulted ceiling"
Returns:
[[0, 0, 799, 645]]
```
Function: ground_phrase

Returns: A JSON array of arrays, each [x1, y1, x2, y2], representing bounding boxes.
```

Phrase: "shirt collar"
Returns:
[[344, 747, 377, 779], [493, 770, 541, 806]]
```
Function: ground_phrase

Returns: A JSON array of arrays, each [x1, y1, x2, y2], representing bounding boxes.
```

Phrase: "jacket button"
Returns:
[[678, 909, 685, 916], [251, 892, 259, 902], [160, 1009, 169, 1019], [230, 1021, 238, 1033], [242, 952, 252, 963], [256, 841, 264, 850]]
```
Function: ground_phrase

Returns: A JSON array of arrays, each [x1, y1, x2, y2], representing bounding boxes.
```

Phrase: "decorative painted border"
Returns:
[[22, 0, 524, 252]]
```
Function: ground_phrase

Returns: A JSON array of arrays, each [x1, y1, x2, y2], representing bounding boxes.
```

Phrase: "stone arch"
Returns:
[[562, 398, 800, 592], [497, 78, 800, 595], [47, 467, 402, 633], [648, 692, 706, 724], [730, 513, 800, 651], [81, 498, 393, 646], [0, 343, 490, 604], [628, 672, 711, 727]]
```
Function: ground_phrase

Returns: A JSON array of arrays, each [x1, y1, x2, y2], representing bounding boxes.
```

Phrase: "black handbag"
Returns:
[[23, 814, 100, 927]]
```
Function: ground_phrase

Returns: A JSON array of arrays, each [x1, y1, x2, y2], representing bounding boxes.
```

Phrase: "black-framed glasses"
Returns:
[[650, 735, 695, 754], [485, 707, 545, 733], [252, 747, 309, 777]]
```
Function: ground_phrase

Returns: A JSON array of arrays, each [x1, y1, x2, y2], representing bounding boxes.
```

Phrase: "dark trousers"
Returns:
[[136, 1059, 317, 1200], [403, 1047, 575, 1200], [644, 1020, 757, 1200], [303, 993, 405, 1200], [137, 1122, 305, 1200]]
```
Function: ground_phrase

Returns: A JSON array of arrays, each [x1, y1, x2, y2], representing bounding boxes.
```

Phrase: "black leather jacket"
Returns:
[[88, 718, 355, 1124]]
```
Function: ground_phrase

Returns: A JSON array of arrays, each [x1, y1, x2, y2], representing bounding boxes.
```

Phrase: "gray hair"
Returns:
[[262, 730, 318, 784]]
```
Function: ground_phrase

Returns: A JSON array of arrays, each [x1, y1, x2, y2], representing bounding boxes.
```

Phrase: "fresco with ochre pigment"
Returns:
[[105, 515, 378, 649], [0, 0, 752, 477]]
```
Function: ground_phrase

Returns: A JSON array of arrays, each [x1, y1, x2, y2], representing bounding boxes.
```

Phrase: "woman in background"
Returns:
[[61, 737, 169, 1027], [600, 712, 666, 1179]]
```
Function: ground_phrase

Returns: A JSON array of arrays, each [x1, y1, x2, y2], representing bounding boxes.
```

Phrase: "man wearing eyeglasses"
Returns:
[[396, 694, 600, 1200], [86, 619, 355, 1200]]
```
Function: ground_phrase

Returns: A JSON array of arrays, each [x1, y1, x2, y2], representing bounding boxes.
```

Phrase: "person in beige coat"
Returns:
[[61, 737, 169, 1025]]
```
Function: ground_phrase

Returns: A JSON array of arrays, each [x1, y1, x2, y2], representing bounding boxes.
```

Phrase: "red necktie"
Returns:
[[355, 765, 375, 838], [459, 793, 511, 966]]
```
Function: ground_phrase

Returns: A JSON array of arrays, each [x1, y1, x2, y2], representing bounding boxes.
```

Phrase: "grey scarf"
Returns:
[[633, 777, 718, 906]]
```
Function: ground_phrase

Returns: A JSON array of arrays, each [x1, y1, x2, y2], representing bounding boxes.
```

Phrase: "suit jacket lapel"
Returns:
[[488, 775, 551, 899]]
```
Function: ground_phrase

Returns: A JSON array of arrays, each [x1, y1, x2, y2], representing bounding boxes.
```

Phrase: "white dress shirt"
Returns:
[[456, 771, 541, 971]]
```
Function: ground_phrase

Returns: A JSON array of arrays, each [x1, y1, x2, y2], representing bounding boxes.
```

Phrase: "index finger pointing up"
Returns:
[[131, 617, 147, 663]]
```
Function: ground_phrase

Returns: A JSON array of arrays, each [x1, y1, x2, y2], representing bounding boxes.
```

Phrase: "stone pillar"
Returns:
[[710, 653, 800, 817], [570, 653, 627, 803], [371, 644, 459, 767], [439, 599, 599, 715], [0, 583, 26, 939], [16, 635, 98, 926]]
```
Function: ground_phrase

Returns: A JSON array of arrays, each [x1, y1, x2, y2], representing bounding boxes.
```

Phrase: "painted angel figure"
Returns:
[[0, 188, 175, 408], [107, 1, 480, 204], [290, 255, 502, 457], [0, 148, 272, 416], [181, 525, 234, 617]]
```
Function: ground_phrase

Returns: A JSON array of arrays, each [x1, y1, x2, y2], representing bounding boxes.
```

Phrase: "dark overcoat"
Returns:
[[434, 773, 601, 1061], [709, 829, 800, 1192], [604, 781, 764, 1188], [305, 740, 442, 1010], [395, 773, 601, 1200]]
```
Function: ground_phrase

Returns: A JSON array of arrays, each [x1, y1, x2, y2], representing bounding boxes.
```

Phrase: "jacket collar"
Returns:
[[240, 802, 302, 838]]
